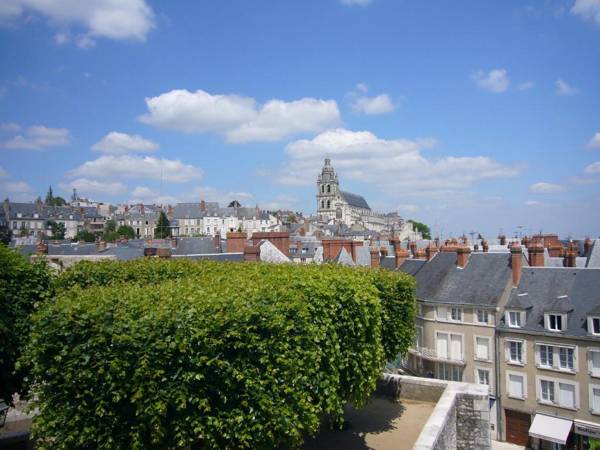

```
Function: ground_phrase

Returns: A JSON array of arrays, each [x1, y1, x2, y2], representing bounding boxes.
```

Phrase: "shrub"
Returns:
[[28, 260, 416, 449], [0, 244, 52, 403]]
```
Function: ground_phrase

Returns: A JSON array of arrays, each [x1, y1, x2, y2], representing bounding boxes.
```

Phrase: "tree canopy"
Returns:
[[154, 211, 171, 239], [408, 220, 431, 240]]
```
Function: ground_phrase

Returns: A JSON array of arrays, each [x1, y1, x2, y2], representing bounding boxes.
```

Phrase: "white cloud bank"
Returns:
[[1, 124, 70, 150], [69, 155, 203, 183], [0, 0, 155, 47], [585, 161, 600, 174], [556, 79, 578, 96], [587, 132, 600, 149], [92, 131, 158, 154], [275, 128, 521, 194], [472, 69, 510, 93], [129, 185, 253, 206], [139, 89, 341, 143], [59, 178, 128, 196], [529, 182, 565, 193], [571, 0, 600, 25]]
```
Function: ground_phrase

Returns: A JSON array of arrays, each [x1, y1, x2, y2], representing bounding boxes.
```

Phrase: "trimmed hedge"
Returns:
[[0, 244, 52, 403], [26, 260, 415, 449]]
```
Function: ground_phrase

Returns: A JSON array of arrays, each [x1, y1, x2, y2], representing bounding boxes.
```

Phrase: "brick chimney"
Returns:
[[528, 242, 544, 267], [510, 243, 523, 286], [564, 242, 578, 268], [425, 242, 438, 261], [482, 239, 489, 253], [370, 247, 380, 268], [251, 232, 290, 257], [244, 245, 260, 262], [409, 241, 417, 257], [584, 238, 593, 257], [200, 200, 206, 212], [498, 234, 506, 246], [394, 248, 409, 268], [226, 232, 247, 253], [456, 245, 471, 268], [380, 246, 388, 264], [390, 237, 401, 253]]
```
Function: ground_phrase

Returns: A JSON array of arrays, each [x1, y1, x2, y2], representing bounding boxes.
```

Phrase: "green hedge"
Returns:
[[26, 260, 415, 449], [0, 244, 52, 403]]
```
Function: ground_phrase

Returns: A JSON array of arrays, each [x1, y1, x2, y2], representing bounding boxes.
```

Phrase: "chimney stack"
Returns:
[[394, 248, 409, 269], [226, 232, 247, 253], [528, 242, 544, 267], [456, 245, 471, 268], [565, 242, 578, 268], [425, 242, 438, 260], [482, 239, 489, 253], [380, 246, 389, 264], [370, 247, 380, 268], [584, 238, 593, 257], [244, 245, 260, 262], [498, 234, 507, 246], [409, 241, 417, 257], [510, 243, 523, 286]]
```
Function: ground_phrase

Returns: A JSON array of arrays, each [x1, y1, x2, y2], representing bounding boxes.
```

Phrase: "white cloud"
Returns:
[[129, 185, 253, 206], [276, 129, 521, 194], [0, 123, 20, 133], [472, 69, 510, 93], [525, 200, 542, 206], [260, 194, 299, 211], [1, 125, 70, 150], [0, 0, 154, 46], [397, 204, 418, 213], [54, 32, 69, 45], [59, 178, 127, 196], [517, 81, 535, 91], [556, 79, 578, 96], [0, 180, 34, 201], [69, 155, 203, 183], [585, 161, 600, 174], [571, 0, 600, 25], [529, 182, 565, 193], [92, 131, 158, 154], [352, 94, 395, 115], [587, 132, 600, 149], [139, 88, 340, 143], [340, 0, 373, 5]]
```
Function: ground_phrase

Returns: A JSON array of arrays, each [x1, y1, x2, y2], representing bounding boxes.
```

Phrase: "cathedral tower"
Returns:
[[316, 158, 339, 222]]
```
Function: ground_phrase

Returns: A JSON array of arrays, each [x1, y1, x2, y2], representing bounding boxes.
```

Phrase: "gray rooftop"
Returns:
[[340, 191, 371, 210]]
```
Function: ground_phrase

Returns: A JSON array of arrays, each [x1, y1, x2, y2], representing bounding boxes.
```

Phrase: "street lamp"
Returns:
[[0, 399, 9, 427]]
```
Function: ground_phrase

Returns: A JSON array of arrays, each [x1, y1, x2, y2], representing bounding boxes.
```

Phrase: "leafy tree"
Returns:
[[154, 211, 171, 238], [74, 229, 96, 243], [116, 225, 135, 239], [104, 219, 117, 234], [0, 223, 11, 245], [1, 245, 52, 404], [46, 221, 66, 240], [51, 196, 67, 207], [408, 220, 431, 240]]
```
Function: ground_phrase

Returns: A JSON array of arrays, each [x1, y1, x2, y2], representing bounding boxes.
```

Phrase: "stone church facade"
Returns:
[[316, 158, 411, 235]]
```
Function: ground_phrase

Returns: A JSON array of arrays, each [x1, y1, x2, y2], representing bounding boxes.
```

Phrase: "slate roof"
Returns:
[[171, 237, 218, 255], [340, 191, 371, 210], [588, 239, 600, 268], [333, 247, 355, 266], [398, 259, 427, 276], [500, 267, 600, 338]]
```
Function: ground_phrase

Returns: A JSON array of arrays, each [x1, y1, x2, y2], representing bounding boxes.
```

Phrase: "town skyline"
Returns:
[[1, 1, 600, 237]]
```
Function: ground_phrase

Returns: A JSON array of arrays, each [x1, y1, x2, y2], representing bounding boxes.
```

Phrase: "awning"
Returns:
[[574, 420, 600, 439], [529, 414, 573, 445]]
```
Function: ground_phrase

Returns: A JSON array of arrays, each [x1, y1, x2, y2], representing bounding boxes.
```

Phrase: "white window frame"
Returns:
[[474, 335, 492, 362], [435, 331, 464, 362], [535, 342, 578, 374], [506, 310, 524, 328], [436, 362, 463, 382], [475, 309, 489, 325], [475, 366, 491, 387], [506, 339, 526, 366], [545, 313, 567, 332], [449, 307, 463, 323], [588, 316, 600, 336], [536, 375, 579, 410], [506, 370, 527, 400], [590, 383, 600, 415], [588, 348, 600, 378], [414, 325, 424, 350]]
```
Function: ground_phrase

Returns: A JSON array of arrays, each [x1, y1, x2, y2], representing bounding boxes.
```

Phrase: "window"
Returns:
[[507, 372, 526, 399], [477, 368, 490, 386], [590, 385, 600, 414], [450, 308, 463, 322], [475, 336, 490, 361], [589, 349, 600, 377], [537, 377, 578, 409], [436, 332, 463, 362], [539, 345, 554, 368], [546, 313, 566, 332], [326, 200, 330, 209], [437, 363, 463, 382], [559, 347, 574, 371], [589, 317, 600, 336], [540, 379, 555, 403], [476, 309, 489, 324], [326, 184, 331, 193], [507, 310, 523, 328], [414, 326, 423, 350], [321, 185, 325, 193], [320, 200, 324, 209], [507, 340, 525, 365]]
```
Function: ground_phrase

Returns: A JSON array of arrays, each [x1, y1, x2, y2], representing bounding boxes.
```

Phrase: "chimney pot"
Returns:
[[510, 243, 523, 286], [370, 246, 380, 268], [528, 242, 545, 267], [456, 245, 471, 267]]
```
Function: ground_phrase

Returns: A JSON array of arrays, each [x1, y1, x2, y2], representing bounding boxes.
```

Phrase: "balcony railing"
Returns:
[[408, 346, 465, 365]]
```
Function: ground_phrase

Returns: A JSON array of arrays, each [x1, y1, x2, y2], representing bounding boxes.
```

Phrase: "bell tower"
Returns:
[[316, 158, 339, 222]]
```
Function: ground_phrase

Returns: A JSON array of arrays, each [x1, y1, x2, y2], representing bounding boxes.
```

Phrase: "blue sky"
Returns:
[[1, 0, 599, 238]]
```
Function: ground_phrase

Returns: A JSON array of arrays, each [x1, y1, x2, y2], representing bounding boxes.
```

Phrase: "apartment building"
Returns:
[[498, 266, 600, 449]]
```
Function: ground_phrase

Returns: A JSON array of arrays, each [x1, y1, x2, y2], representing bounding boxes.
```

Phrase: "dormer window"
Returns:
[[507, 310, 523, 328], [546, 313, 566, 332], [17, 212, 22, 218], [589, 316, 600, 336]]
